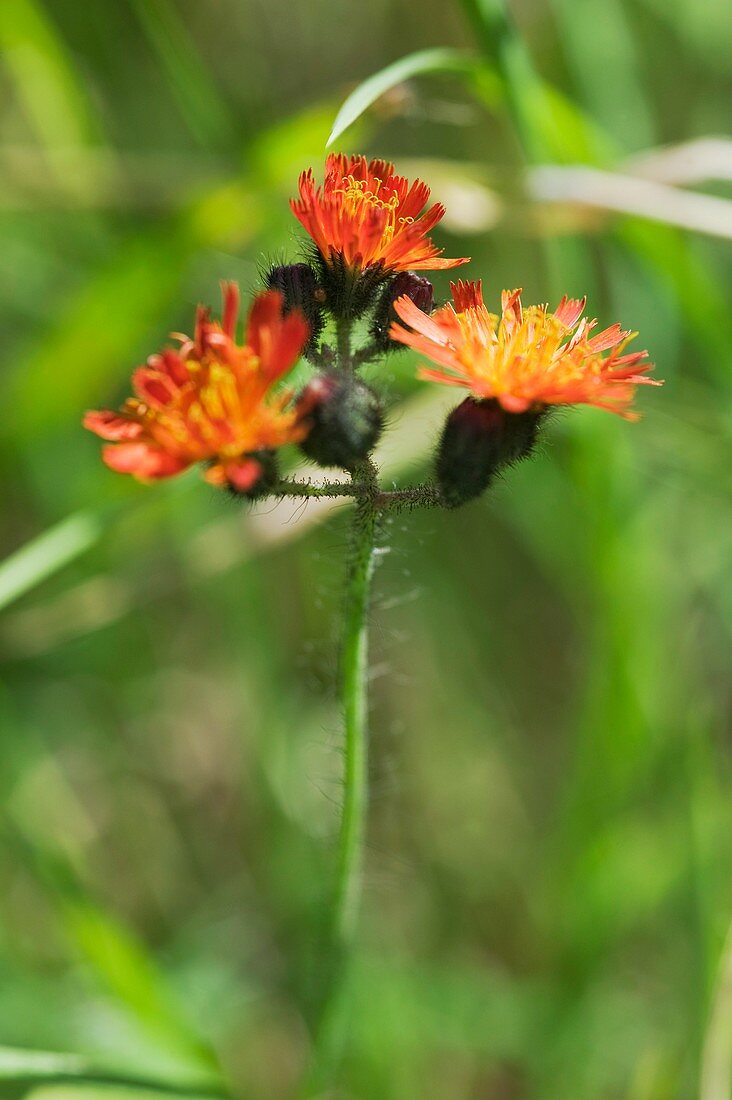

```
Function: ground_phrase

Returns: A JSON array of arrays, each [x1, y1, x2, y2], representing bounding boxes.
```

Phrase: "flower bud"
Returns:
[[297, 372, 383, 469], [436, 398, 543, 508], [370, 272, 434, 352], [265, 262, 326, 346]]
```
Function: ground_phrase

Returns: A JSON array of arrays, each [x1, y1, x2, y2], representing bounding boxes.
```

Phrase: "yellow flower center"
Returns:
[[334, 175, 414, 243]]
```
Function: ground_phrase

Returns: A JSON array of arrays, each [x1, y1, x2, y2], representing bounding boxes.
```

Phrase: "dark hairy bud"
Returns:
[[297, 372, 384, 469], [370, 272, 434, 352], [436, 397, 544, 508], [265, 263, 326, 346]]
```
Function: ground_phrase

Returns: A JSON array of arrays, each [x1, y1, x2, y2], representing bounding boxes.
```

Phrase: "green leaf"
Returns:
[[327, 48, 487, 148]]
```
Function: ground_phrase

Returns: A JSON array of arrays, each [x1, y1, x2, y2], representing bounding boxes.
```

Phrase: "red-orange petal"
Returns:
[[84, 410, 143, 441], [223, 457, 263, 493], [132, 367, 179, 408], [554, 296, 586, 328], [450, 279, 484, 312], [102, 442, 189, 479], [247, 290, 309, 379], [221, 281, 240, 339]]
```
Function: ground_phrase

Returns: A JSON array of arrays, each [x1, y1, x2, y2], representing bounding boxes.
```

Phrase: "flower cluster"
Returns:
[[86, 153, 660, 506]]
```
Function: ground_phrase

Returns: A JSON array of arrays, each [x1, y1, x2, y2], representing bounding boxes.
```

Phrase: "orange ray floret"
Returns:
[[290, 153, 469, 274], [84, 285, 310, 492], [390, 280, 661, 419]]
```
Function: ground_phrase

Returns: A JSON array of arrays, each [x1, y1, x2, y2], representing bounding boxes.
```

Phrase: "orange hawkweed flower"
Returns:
[[390, 280, 660, 419], [84, 285, 310, 493], [291, 153, 469, 275]]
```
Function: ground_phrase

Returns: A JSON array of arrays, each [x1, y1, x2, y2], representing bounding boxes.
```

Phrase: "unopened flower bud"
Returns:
[[297, 372, 383, 469], [370, 272, 434, 352], [436, 398, 543, 508], [265, 263, 326, 346]]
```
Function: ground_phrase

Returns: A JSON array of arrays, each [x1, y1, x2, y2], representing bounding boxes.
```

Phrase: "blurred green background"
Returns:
[[1, 1, 732, 1098]]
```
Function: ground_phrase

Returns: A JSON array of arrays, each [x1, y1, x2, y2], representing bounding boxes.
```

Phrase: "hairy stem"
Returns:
[[332, 462, 378, 942], [274, 478, 446, 510], [375, 484, 444, 510], [335, 316, 352, 369], [275, 478, 362, 499], [306, 463, 378, 1091]]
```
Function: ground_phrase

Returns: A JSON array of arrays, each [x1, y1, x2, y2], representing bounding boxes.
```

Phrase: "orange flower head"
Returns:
[[390, 281, 660, 419], [84, 284, 310, 493], [290, 153, 469, 275]]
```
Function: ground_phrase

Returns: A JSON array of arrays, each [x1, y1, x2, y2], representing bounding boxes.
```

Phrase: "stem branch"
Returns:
[[375, 485, 444, 510], [274, 478, 446, 509], [275, 478, 361, 500]]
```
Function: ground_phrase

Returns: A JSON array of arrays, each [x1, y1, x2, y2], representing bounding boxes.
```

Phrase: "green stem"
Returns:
[[306, 465, 378, 1092], [332, 482, 377, 943], [335, 316, 352, 368]]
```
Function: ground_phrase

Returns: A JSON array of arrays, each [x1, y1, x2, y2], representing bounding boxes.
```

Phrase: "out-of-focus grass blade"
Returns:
[[23, 1090, 218, 1100], [701, 922, 732, 1100], [459, 0, 553, 160], [252, 101, 357, 187], [326, 48, 494, 148], [0, 1049, 85, 1078], [2, 819, 221, 1077], [0, 1046, 224, 1097], [548, 0, 654, 150], [0, 474, 197, 616], [4, 230, 192, 442], [619, 221, 732, 367], [530, 165, 732, 241], [60, 900, 219, 1073], [536, 85, 616, 165], [0, 511, 106, 614], [459, 0, 624, 169], [326, 37, 608, 169], [0, 0, 97, 151], [128, 0, 235, 149], [627, 137, 732, 185], [455, 0, 732, 367]]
